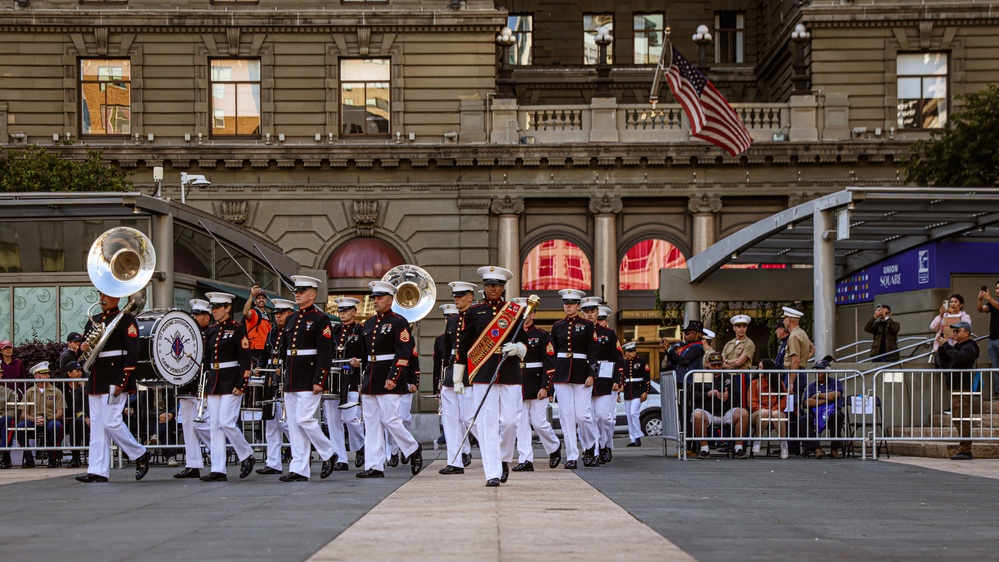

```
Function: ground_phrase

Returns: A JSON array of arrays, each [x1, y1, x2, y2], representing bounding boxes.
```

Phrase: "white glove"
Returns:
[[452, 364, 466, 395], [501, 342, 527, 359]]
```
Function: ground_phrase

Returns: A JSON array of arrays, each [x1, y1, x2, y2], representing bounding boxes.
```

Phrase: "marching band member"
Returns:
[[579, 297, 604, 465], [550, 289, 597, 469], [593, 305, 625, 464], [356, 281, 423, 478], [332, 297, 366, 469], [511, 297, 562, 472], [322, 297, 363, 472], [173, 299, 213, 479], [200, 292, 256, 482], [454, 266, 522, 487], [621, 342, 651, 447], [437, 287, 474, 475], [280, 276, 337, 482], [76, 291, 150, 483], [256, 298, 295, 475], [450, 281, 479, 469], [384, 346, 420, 467]]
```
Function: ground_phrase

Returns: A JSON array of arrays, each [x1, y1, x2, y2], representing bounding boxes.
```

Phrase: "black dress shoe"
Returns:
[[512, 461, 534, 472], [134, 451, 151, 481], [75, 473, 108, 483], [67, 455, 82, 469], [239, 455, 256, 479], [485, 478, 500, 487], [199, 472, 227, 482], [174, 467, 202, 479], [333, 462, 349, 471], [47, 456, 61, 468], [462, 453, 472, 467], [410, 445, 424, 476], [500, 462, 510, 483], [564, 460, 577, 470], [626, 440, 639, 447], [354, 447, 365, 468], [438, 465, 464, 475], [22, 454, 35, 469], [582, 446, 596, 466], [279, 472, 309, 482], [355, 468, 384, 478], [635, 438, 641, 447], [387, 453, 399, 467], [600, 447, 612, 463], [0, 452, 11, 469], [321, 453, 339, 479], [401, 452, 410, 465], [256, 466, 282, 475], [549, 445, 562, 469]]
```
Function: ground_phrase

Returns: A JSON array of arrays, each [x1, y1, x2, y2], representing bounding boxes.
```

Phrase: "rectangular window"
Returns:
[[634, 13, 665, 65], [507, 15, 533, 65], [583, 14, 614, 65], [714, 12, 745, 64], [897, 52, 948, 129], [340, 58, 391, 137], [210, 59, 261, 137], [80, 59, 131, 136]]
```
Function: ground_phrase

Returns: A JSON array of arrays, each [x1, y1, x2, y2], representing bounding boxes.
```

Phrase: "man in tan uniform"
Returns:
[[721, 315, 756, 371], [782, 306, 814, 395], [14, 362, 66, 467]]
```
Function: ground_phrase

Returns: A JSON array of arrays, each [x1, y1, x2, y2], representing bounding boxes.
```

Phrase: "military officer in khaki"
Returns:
[[721, 314, 757, 371]]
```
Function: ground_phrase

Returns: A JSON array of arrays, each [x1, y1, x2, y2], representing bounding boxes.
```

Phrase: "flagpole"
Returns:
[[649, 26, 671, 109]]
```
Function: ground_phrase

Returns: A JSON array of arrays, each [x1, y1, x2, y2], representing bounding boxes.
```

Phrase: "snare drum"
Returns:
[[323, 359, 351, 400], [242, 379, 267, 412], [133, 310, 204, 388]]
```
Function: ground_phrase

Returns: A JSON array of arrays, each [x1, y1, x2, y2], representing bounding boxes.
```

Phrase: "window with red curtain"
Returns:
[[522, 239, 592, 291], [619, 239, 687, 290]]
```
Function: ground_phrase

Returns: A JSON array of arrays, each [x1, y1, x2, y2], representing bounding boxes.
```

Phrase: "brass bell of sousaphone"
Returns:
[[380, 264, 436, 324], [79, 227, 156, 372]]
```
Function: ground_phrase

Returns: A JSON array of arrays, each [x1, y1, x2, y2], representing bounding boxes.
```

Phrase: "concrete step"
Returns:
[[932, 413, 999, 427], [891, 427, 999, 439], [884, 441, 999, 459]]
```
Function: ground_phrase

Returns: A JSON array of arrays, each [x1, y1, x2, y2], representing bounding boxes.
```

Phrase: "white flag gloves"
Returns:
[[452, 364, 466, 395], [501, 342, 527, 359]]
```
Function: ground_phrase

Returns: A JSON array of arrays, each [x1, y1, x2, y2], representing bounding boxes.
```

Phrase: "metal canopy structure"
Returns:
[[685, 187, 999, 357]]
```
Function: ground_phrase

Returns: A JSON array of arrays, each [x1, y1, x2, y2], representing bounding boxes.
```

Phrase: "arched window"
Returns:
[[619, 239, 687, 291], [326, 238, 405, 279], [522, 239, 591, 291]]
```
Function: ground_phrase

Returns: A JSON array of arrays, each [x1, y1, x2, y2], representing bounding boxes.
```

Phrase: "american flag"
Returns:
[[664, 46, 753, 156]]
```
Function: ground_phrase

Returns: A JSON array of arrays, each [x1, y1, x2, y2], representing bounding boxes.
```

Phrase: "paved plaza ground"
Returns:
[[1, 440, 997, 561]]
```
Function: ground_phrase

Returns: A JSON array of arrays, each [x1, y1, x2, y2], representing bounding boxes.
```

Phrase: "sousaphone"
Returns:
[[380, 264, 437, 324]]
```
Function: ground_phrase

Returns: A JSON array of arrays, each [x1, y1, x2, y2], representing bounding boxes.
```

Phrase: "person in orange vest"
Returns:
[[243, 285, 272, 369]]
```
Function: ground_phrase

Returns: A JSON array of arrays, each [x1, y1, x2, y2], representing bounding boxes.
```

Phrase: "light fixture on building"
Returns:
[[180, 172, 211, 204], [495, 27, 517, 100], [791, 23, 812, 95], [593, 26, 614, 99], [692, 24, 713, 69]]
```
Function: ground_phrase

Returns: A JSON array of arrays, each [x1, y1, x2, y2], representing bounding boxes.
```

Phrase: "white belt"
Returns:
[[98, 350, 126, 358], [369, 354, 394, 362], [522, 362, 544, 369], [211, 361, 239, 369], [557, 352, 587, 360], [625, 377, 645, 383], [287, 349, 317, 356]]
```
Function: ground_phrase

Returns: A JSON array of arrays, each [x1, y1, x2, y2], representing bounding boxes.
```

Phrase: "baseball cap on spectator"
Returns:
[[67, 332, 83, 343], [0, 340, 12, 350], [65, 361, 83, 372], [951, 321, 972, 332], [814, 359, 831, 369], [707, 352, 724, 366]]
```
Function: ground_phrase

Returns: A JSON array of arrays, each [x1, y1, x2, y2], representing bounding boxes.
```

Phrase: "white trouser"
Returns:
[[593, 393, 616, 449], [460, 391, 478, 443], [207, 394, 253, 474], [87, 395, 147, 479], [264, 401, 290, 470], [385, 393, 414, 459], [342, 391, 365, 452], [554, 383, 594, 461], [441, 387, 469, 466], [362, 393, 418, 472], [322, 397, 350, 465], [472, 384, 521, 480], [285, 391, 334, 478], [626, 398, 643, 441], [178, 397, 212, 469], [517, 398, 560, 463]]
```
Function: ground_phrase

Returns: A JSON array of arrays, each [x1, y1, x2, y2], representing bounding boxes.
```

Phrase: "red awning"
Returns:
[[326, 238, 404, 279]]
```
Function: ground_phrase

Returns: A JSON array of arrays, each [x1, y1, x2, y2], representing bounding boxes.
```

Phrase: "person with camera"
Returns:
[[977, 282, 999, 393], [864, 304, 900, 362]]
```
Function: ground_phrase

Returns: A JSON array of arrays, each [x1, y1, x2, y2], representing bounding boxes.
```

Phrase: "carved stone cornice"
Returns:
[[588, 194, 622, 215], [687, 194, 723, 214], [490, 195, 524, 215], [352, 200, 378, 237]]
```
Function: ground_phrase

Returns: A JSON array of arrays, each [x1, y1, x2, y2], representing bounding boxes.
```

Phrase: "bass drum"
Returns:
[[133, 310, 204, 387]]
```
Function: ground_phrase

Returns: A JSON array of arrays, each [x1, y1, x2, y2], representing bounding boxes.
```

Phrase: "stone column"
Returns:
[[491, 196, 524, 299], [686, 195, 723, 324], [813, 208, 836, 358], [590, 194, 623, 327], [152, 212, 174, 310]]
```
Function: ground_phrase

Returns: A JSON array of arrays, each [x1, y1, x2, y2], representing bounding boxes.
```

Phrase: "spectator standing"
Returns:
[[799, 360, 845, 459], [722, 315, 756, 371], [930, 294, 971, 351], [59, 332, 84, 376], [773, 324, 790, 369], [14, 362, 65, 468], [782, 307, 815, 395], [864, 304, 900, 362], [62, 361, 88, 468], [701, 329, 717, 356], [936, 321, 980, 460], [242, 285, 272, 369], [0, 340, 26, 388], [976, 282, 999, 394]]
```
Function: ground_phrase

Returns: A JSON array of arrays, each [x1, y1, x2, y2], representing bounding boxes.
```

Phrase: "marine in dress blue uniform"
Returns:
[[621, 342, 651, 446], [173, 299, 213, 479], [550, 289, 597, 469], [438, 284, 477, 475], [323, 297, 365, 471], [511, 298, 561, 472]]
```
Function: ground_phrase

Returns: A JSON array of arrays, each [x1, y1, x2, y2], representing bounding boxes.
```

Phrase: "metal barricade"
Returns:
[[872, 368, 998, 459], [679, 369, 866, 460], [657, 371, 682, 458]]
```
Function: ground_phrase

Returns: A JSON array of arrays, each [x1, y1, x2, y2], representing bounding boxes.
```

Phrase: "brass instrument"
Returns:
[[380, 264, 436, 325], [192, 359, 209, 423], [79, 227, 156, 373]]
